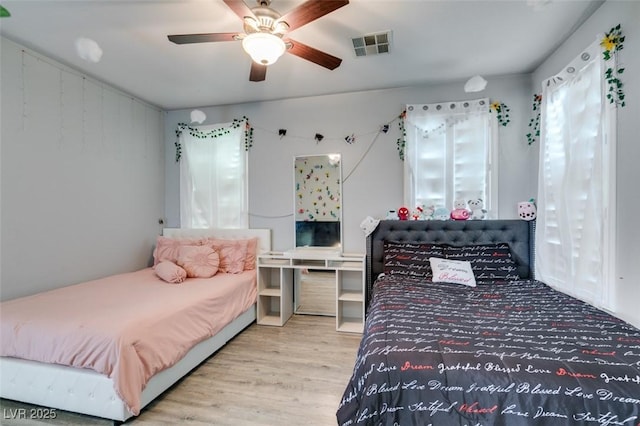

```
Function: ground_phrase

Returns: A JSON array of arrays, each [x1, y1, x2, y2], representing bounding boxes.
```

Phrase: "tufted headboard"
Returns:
[[366, 219, 536, 305]]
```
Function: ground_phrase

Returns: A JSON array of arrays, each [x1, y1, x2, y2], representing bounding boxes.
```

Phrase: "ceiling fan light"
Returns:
[[242, 32, 286, 66]]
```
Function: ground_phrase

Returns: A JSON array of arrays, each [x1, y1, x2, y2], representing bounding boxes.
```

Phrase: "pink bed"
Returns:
[[0, 227, 271, 421], [1, 267, 256, 415]]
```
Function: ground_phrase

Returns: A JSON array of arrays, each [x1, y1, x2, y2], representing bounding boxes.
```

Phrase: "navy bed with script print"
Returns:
[[336, 276, 640, 425]]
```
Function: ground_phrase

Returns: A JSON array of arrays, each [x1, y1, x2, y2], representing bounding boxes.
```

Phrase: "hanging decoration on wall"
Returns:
[[74, 37, 103, 63], [396, 110, 407, 160], [0, 5, 11, 17], [249, 112, 406, 220], [526, 94, 542, 145], [174, 116, 253, 161], [190, 109, 206, 124], [251, 111, 402, 149], [464, 75, 488, 93], [490, 101, 511, 127], [601, 24, 626, 107], [244, 120, 254, 151]]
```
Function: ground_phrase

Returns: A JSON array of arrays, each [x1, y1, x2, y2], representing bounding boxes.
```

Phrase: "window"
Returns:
[[535, 39, 616, 309], [404, 98, 498, 215], [178, 122, 248, 229]]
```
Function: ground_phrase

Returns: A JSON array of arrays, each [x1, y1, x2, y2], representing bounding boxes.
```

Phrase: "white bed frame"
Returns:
[[0, 228, 271, 422]]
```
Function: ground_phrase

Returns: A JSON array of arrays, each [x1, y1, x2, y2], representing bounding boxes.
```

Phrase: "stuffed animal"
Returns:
[[412, 206, 423, 220], [397, 206, 410, 221], [415, 204, 435, 220], [412, 204, 433, 220], [360, 216, 380, 236], [518, 199, 537, 221], [450, 199, 470, 220], [424, 205, 435, 220], [468, 198, 487, 220], [433, 207, 450, 221]]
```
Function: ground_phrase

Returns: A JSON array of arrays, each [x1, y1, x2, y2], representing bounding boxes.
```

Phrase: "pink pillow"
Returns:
[[243, 238, 259, 271], [155, 261, 187, 284], [207, 239, 249, 274], [153, 236, 203, 267], [177, 245, 220, 278]]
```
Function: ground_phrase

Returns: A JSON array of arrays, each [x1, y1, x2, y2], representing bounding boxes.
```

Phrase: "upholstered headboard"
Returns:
[[366, 219, 535, 305]]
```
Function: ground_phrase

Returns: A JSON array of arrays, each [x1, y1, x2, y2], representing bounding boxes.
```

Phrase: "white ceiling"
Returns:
[[0, 0, 603, 110]]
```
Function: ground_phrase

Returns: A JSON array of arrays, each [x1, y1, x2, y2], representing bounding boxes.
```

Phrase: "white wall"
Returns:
[[0, 37, 166, 301], [532, 0, 640, 328], [163, 0, 640, 329], [164, 73, 535, 254]]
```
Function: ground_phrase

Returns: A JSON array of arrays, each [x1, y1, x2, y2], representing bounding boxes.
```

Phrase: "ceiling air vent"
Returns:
[[351, 31, 392, 57]]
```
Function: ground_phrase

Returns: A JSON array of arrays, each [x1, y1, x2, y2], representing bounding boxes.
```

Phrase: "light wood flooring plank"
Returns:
[[0, 315, 361, 425]]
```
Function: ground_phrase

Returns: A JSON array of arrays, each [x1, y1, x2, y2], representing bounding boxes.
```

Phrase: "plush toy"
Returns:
[[385, 210, 397, 220], [468, 198, 487, 220], [414, 204, 435, 220], [450, 199, 470, 220], [360, 216, 380, 236], [412, 206, 422, 220], [397, 206, 410, 221], [412, 205, 432, 220], [518, 199, 537, 221], [433, 207, 450, 221], [423, 205, 435, 220]]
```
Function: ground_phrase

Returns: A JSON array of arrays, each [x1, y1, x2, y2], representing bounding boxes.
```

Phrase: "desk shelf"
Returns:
[[257, 265, 293, 326]]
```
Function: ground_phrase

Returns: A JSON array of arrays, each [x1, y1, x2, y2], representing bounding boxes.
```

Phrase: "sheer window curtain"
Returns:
[[179, 123, 248, 229], [404, 99, 498, 215], [535, 39, 616, 309]]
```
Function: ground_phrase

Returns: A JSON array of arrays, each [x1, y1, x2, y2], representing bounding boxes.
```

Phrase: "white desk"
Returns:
[[256, 251, 365, 333]]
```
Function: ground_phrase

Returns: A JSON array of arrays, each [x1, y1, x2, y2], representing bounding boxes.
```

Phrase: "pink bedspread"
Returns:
[[0, 268, 257, 415]]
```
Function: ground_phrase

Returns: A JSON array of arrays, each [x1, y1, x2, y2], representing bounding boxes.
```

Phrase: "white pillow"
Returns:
[[429, 257, 477, 287]]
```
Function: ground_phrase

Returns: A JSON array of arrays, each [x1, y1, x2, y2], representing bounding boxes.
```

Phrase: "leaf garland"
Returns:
[[397, 101, 512, 160], [174, 116, 253, 162], [526, 94, 542, 145], [601, 24, 625, 107], [490, 101, 511, 127], [396, 109, 407, 160]]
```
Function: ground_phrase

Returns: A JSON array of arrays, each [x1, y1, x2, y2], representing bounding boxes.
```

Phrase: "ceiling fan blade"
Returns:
[[279, 0, 348, 32], [223, 0, 257, 22], [168, 33, 238, 44], [286, 39, 342, 70], [249, 62, 267, 82]]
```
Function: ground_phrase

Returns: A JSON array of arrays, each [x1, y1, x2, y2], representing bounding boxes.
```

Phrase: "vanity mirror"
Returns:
[[293, 153, 342, 316], [293, 153, 342, 252]]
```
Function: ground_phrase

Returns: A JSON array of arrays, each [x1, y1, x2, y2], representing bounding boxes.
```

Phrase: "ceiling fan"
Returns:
[[168, 0, 348, 82]]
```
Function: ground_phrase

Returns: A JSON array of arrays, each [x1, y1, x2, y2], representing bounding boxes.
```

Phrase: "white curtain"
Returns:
[[179, 123, 248, 229], [404, 98, 497, 214], [535, 39, 616, 309]]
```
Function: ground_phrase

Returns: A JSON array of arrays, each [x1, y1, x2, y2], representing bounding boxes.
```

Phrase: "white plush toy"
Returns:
[[413, 204, 435, 220], [422, 205, 435, 220], [468, 198, 487, 220], [518, 199, 537, 221], [360, 216, 381, 236], [433, 207, 450, 221]]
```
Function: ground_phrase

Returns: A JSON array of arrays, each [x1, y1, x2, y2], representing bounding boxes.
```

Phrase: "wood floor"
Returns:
[[0, 315, 362, 425], [296, 270, 336, 316]]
